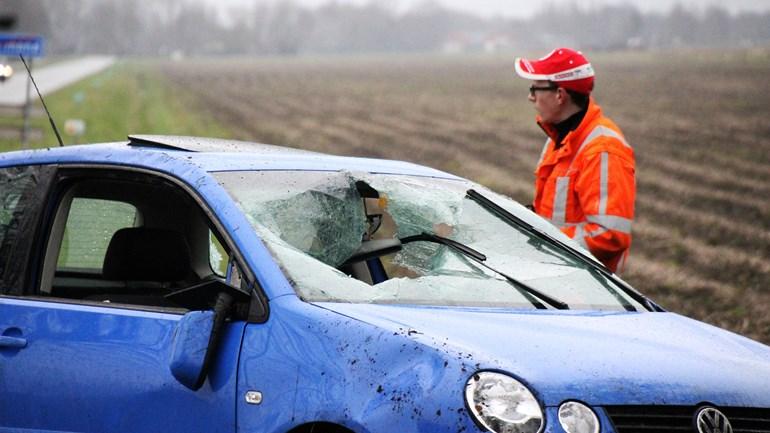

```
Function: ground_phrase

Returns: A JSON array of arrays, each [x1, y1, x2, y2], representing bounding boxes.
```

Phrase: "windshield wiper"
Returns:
[[400, 232, 486, 261], [466, 189, 660, 312], [400, 232, 569, 310]]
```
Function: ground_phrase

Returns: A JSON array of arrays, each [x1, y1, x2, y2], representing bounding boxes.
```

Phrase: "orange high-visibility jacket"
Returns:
[[533, 98, 635, 273]]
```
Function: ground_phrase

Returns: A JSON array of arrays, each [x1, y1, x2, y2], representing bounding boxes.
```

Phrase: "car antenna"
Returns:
[[19, 54, 64, 147]]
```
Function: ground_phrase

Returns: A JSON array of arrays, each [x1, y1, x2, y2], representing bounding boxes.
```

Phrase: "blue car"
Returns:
[[1, 135, 768, 433]]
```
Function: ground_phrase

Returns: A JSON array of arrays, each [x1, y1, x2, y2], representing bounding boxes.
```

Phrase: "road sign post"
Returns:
[[0, 33, 45, 148]]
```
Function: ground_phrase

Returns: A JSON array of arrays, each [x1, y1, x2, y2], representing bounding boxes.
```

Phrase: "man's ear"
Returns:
[[556, 87, 570, 106]]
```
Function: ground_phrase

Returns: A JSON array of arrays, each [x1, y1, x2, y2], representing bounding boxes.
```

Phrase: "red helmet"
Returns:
[[514, 48, 595, 95]]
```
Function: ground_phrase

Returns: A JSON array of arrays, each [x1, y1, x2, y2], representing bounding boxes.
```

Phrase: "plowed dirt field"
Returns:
[[161, 50, 770, 343]]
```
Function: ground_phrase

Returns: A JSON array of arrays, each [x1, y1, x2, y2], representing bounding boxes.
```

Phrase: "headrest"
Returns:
[[103, 227, 192, 281]]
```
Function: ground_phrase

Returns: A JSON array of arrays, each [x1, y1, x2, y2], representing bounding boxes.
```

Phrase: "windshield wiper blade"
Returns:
[[400, 232, 486, 261], [400, 232, 569, 310], [466, 188, 658, 312]]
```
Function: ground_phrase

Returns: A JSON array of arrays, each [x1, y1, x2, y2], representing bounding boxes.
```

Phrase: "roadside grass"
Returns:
[[0, 117, 25, 128], [0, 60, 234, 276], [0, 61, 234, 153]]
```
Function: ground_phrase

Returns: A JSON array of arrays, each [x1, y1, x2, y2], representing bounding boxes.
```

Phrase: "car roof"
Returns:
[[0, 135, 461, 179]]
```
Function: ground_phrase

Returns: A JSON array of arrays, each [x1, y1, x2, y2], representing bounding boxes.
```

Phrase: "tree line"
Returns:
[[4, 0, 770, 56]]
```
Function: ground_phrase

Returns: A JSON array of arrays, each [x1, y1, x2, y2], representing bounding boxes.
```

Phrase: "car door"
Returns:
[[0, 165, 247, 433]]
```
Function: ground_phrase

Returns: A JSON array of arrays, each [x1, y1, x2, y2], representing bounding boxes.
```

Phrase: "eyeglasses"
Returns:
[[529, 84, 559, 97]]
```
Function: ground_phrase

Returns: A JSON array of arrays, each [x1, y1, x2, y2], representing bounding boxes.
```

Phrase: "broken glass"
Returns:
[[367, 175, 464, 276], [215, 170, 646, 311], [228, 171, 366, 267]]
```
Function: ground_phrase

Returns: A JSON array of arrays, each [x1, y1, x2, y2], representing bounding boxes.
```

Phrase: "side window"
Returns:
[[57, 198, 138, 272], [0, 165, 55, 295], [209, 231, 245, 289], [0, 171, 35, 243], [35, 171, 246, 311], [209, 231, 227, 277]]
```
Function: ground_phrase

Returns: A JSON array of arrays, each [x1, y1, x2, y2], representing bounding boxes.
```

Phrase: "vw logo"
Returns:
[[695, 407, 733, 433]]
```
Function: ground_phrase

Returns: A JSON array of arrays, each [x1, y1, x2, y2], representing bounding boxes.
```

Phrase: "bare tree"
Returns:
[[16, 0, 770, 56]]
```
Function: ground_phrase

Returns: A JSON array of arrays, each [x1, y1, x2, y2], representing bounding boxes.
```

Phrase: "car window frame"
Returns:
[[39, 185, 144, 296], [1, 163, 268, 321]]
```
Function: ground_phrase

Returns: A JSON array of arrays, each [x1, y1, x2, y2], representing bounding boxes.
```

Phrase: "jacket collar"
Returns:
[[537, 97, 601, 150]]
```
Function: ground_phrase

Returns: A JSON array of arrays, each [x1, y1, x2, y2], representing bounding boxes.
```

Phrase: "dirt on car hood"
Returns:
[[315, 302, 770, 407]]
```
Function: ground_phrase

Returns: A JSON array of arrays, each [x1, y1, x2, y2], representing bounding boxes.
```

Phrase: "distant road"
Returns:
[[0, 56, 115, 107]]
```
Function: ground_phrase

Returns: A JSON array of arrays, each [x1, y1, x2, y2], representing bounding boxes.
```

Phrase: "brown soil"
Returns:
[[160, 50, 770, 344]]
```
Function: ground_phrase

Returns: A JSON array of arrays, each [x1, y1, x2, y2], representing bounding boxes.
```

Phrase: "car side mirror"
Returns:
[[167, 280, 250, 390], [169, 310, 215, 390]]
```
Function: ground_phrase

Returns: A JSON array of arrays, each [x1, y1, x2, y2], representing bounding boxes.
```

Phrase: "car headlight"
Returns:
[[558, 401, 599, 433], [464, 371, 543, 433]]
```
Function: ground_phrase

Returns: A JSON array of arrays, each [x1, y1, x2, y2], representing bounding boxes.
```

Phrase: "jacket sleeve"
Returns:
[[567, 148, 635, 264]]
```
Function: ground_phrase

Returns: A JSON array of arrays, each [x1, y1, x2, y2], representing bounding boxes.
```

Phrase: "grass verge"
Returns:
[[0, 60, 234, 153]]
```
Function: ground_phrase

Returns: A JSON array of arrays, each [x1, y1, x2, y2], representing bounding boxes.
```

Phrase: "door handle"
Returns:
[[0, 335, 27, 348]]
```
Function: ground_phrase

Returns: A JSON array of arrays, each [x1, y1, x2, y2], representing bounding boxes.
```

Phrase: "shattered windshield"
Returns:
[[215, 170, 646, 311]]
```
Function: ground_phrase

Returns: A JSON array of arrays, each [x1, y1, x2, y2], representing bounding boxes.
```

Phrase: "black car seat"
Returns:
[[88, 227, 196, 306]]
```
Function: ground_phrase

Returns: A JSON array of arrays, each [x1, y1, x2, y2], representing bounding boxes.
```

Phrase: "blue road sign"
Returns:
[[0, 33, 44, 57]]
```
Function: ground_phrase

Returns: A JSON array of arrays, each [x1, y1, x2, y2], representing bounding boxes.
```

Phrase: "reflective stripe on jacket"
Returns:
[[533, 98, 635, 273]]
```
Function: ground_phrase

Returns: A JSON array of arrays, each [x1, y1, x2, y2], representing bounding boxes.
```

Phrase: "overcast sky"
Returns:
[[212, 0, 770, 18]]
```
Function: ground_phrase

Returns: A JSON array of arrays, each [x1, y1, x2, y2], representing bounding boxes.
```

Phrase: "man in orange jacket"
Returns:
[[514, 48, 635, 273]]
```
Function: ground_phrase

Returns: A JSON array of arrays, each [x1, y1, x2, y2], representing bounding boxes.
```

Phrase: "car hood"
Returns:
[[315, 303, 770, 407]]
